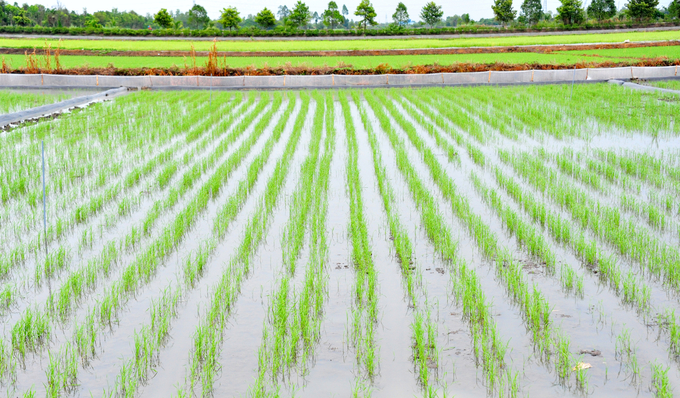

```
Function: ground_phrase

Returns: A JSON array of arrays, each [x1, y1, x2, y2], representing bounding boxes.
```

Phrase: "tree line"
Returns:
[[0, 0, 677, 32]]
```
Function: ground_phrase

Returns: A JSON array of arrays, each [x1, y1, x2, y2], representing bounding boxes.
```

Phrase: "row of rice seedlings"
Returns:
[[252, 92, 331, 395], [0, 94, 282, 381], [104, 93, 302, 398], [180, 92, 311, 396], [280, 93, 325, 275], [139, 95, 261, 238], [469, 173, 584, 295], [499, 150, 680, 360], [1, 94, 241, 318], [0, 91, 186, 208], [341, 92, 381, 389], [539, 149, 675, 233], [395, 88, 675, 389], [447, 86, 522, 141], [373, 89, 591, 391], [592, 149, 680, 213], [45, 94, 263, 325], [16, 97, 235, 315], [0, 89, 70, 114], [553, 150, 608, 194], [546, 84, 680, 137], [491, 165, 652, 312], [594, 149, 680, 187], [0, 94, 209, 283], [347, 92, 442, 391], [41, 94, 287, 395], [500, 150, 680, 293], [360, 90, 523, 394]]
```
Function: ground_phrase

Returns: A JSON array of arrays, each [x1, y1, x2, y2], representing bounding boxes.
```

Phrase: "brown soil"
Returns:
[[0, 40, 678, 58]]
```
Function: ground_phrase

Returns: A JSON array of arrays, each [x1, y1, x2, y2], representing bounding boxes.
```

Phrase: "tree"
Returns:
[[492, 0, 517, 25], [13, 10, 31, 26], [255, 7, 276, 29], [461, 13, 471, 23], [323, 1, 344, 29], [289, 1, 310, 28], [219, 6, 241, 30], [557, 0, 585, 24], [420, 2, 443, 27], [626, 0, 659, 21], [154, 8, 173, 29], [587, 0, 617, 20], [392, 2, 409, 26], [669, 0, 680, 19], [355, 0, 377, 32], [277, 5, 290, 20], [85, 17, 102, 28], [520, 0, 543, 24], [188, 4, 210, 29]]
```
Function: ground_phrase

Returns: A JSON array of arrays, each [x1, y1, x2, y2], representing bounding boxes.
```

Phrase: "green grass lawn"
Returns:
[[0, 51, 639, 70], [0, 30, 678, 52]]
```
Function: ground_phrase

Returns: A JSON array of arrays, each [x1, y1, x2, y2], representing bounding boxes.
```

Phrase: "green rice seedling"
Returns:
[[180, 93, 310, 396], [650, 361, 672, 398], [0, 283, 17, 314], [353, 90, 523, 395], [501, 150, 680, 293], [11, 306, 51, 359], [34, 246, 68, 285]]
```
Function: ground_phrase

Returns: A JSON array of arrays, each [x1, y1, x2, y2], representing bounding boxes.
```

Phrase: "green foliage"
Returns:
[[255, 8, 277, 29], [218, 7, 241, 30], [154, 8, 174, 29], [420, 1, 444, 28], [393, 2, 409, 26], [587, 0, 617, 20], [188, 4, 210, 29], [355, 0, 378, 32], [323, 1, 344, 29], [492, 0, 517, 25], [669, 0, 680, 19], [520, 0, 544, 24], [12, 10, 31, 26], [289, 0, 311, 28], [557, 0, 586, 24], [626, 0, 659, 21]]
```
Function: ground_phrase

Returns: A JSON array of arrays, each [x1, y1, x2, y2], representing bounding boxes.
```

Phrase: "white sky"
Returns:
[[25, 0, 677, 22]]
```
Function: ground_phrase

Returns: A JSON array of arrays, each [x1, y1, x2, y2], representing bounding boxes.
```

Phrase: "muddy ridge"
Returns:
[[2, 58, 679, 77]]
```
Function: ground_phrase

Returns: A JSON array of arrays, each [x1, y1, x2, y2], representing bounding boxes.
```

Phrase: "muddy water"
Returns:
[[297, 99, 353, 397], [362, 97, 562, 396], [9, 96, 280, 394], [208, 100, 316, 396], [3, 100, 243, 326], [5, 87, 680, 397], [79, 98, 299, 394], [392, 90, 680, 395]]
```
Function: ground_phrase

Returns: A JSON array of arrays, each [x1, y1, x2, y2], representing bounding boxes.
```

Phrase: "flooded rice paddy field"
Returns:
[[0, 84, 679, 397]]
